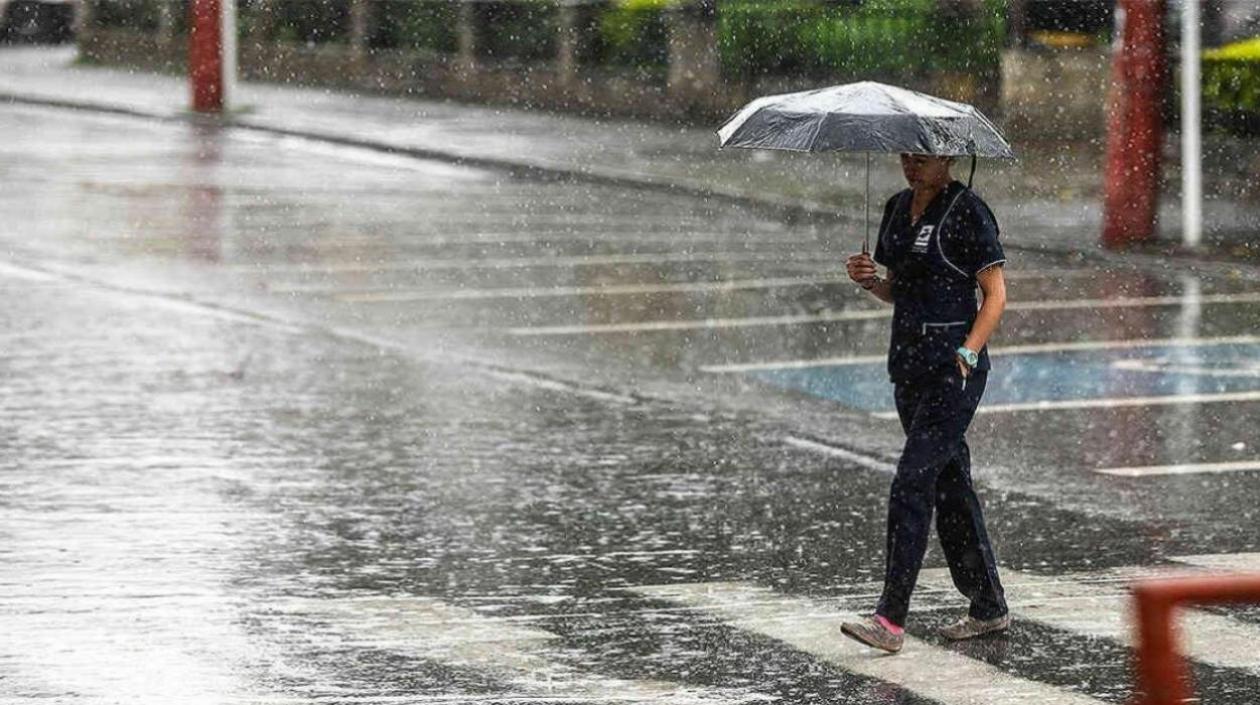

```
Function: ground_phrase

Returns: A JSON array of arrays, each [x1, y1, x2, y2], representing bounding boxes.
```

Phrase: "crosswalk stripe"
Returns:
[[633, 582, 1106, 705], [1171, 552, 1260, 572], [1094, 460, 1260, 477], [286, 597, 766, 704], [917, 566, 1260, 675]]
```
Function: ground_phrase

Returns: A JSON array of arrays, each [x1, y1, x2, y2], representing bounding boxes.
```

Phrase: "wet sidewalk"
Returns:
[[2, 45, 1258, 264]]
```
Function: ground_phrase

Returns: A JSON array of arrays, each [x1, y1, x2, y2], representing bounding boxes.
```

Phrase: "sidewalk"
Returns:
[[3, 46, 1258, 264]]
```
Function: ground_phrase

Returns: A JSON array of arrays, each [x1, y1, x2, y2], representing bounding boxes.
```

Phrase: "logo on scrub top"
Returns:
[[912, 225, 934, 253]]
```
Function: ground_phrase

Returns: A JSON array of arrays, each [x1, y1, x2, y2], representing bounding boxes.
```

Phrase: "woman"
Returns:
[[839, 153, 1009, 653]]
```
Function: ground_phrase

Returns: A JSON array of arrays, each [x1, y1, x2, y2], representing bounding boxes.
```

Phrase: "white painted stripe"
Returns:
[[633, 582, 1106, 705], [509, 293, 1260, 337], [700, 335, 1260, 374], [239, 251, 823, 274], [1094, 460, 1260, 477], [0, 261, 61, 282], [509, 309, 890, 336], [782, 436, 895, 473], [339, 275, 853, 303], [969, 390, 1260, 417], [917, 567, 1260, 675], [287, 596, 763, 704], [1171, 553, 1260, 572], [867, 390, 1260, 419], [485, 370, 638, 405]]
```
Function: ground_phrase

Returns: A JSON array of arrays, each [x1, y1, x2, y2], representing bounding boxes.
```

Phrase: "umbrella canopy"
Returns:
[[718, 81, 1015, 159]]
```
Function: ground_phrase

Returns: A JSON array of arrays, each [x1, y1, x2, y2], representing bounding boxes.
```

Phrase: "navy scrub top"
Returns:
[[873, 180, 1005, 384]]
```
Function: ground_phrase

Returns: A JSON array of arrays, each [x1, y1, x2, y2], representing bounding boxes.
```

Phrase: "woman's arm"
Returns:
[[958, 264, 1006, 375], [845, 254, 895, 304], [864, 270, 896, 304]]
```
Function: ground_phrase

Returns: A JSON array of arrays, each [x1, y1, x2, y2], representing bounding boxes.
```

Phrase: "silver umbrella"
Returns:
[[717, 81, 1016, 252]]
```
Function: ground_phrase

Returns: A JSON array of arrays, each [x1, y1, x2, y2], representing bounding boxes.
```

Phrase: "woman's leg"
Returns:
[[877, 370, 986, 626], [935, 438, 1007, 620]]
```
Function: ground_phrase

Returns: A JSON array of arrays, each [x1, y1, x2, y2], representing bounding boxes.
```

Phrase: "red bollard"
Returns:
[[1102, 0, 1167, 249], [1131, 574, 1260, 705], [189, 0, 224, 113]]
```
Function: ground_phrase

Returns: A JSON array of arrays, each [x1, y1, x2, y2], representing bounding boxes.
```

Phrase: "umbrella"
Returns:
[[717, 81, 1015, 253]]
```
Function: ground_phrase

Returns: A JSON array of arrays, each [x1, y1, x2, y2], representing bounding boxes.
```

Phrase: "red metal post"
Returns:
[[1102, 0, 1167, 249], [189, 0, 224, 113], [1131, 574, 1260, 705]]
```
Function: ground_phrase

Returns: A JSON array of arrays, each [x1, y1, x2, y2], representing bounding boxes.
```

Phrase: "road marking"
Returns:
[[1093, 460, 1260, 477], [1112, 358, 1260, 378], [700, 335, 1260, 373], [288, 596, 767, 704], [917, 566, 1260, 675], [1171, 552, 1260, 571], [633, 582, 1106, 705], [509, 293, 1260, 337], [239, 251, 824, 274], [484, 369, 639, 405], [866, 390, 1260, 419], [339, 275, 853, 303], [782, 436, 895, 473], [0, 261, 62, 283], [946, 390, 1260, 419], [510, 309, 889, 336]]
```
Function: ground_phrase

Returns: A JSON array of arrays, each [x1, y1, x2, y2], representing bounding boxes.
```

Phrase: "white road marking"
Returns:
[[782, 436, 895, 473], [509, 293, 1260, 337], [288, 596, 768, 704], [485, 369, 639, 405], [700, 335, 1260, 374], [633, 582, 1106, 705], [0, 261, 62, 282], [340, 275, 853, 303], [917, 566, 1260, 675], [239, 251, 823, 274], [947, 390, 1260, 419], [1093, 460, 1260, 477], [1112, 358, 1260, 378], [1171, 553, 1260, 572], [510, 309, 889, 336]]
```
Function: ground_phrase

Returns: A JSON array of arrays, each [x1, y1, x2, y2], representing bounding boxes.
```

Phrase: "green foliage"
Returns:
[[476, 1, 556, 63], [90, 0, 161, 32], [1204, 37, 1260, 61], [371, 0, 458, 53], [271, 0, 349, 44], [596, 0, 669, 68], [1202, 59, 1260, 134], [718, 0, 1005, 80]]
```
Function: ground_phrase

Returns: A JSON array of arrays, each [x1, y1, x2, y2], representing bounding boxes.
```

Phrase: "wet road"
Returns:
[[3, 103, 1260, 704]]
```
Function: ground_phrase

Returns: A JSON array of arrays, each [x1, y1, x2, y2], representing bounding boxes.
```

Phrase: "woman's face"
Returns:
[[899, 153, 952, 189]]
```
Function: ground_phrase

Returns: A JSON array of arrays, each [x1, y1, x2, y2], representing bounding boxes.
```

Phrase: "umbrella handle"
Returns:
[[862, 152, 871, 254]]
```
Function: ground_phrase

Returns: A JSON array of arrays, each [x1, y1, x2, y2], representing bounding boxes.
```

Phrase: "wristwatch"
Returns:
[[956, 346, 979, 368]]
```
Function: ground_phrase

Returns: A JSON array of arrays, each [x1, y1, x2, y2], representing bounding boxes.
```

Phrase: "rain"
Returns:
[[2, 1, 1260, 704]]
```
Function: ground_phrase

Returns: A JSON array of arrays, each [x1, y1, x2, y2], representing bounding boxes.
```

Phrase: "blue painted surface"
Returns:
[[750, 343, 1260, 413]]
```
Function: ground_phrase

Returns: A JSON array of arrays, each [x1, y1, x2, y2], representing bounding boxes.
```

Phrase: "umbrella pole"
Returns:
[[862, 152, 871, 254]]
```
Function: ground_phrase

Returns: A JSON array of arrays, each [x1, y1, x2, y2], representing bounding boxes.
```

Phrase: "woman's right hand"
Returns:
[[846, 253, 877, 288]]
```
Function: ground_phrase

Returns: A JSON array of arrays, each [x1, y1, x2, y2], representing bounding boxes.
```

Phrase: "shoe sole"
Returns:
[[840, 624, 903, 653]]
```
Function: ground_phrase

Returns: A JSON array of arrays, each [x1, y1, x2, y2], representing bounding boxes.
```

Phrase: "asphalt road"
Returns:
[[3, 102, 1260, 704]]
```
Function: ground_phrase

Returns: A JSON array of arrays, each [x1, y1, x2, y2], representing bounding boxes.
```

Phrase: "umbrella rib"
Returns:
[[804, 113, 826, 153]]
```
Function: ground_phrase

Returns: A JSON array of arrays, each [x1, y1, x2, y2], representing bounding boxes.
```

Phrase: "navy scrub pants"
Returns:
[[876, 369, 1007, 627]]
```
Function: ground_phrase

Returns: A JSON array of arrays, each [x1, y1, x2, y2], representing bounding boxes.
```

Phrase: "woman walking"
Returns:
[[840, 153, 1009, 653]]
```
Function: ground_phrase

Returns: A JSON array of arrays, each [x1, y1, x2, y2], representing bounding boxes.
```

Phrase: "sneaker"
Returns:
[[840, 616, 904, 653], [939, 614, 1011, 641]]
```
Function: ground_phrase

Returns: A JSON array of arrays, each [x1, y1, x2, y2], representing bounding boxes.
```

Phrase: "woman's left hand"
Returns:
[[956, 355, 971, 379]]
